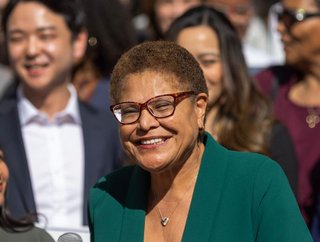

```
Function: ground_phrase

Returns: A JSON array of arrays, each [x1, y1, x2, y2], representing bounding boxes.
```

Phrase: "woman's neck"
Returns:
[[149, 142, 203, 202], [289, 73, 320, 107]]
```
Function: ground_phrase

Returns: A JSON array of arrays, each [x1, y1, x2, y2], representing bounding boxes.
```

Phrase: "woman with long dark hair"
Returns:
[[166, 5, 298, 193]]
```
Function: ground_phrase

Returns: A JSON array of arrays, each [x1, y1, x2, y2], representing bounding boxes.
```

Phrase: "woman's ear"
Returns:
[[195, 93, 208, 130]]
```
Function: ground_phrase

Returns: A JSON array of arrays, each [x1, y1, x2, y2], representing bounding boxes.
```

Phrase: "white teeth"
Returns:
[[25, 63, 47, 69], [141, 138, 164, 145]]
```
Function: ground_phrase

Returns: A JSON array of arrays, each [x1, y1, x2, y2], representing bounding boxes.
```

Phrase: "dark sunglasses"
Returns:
[[277, 7, 320, 29]]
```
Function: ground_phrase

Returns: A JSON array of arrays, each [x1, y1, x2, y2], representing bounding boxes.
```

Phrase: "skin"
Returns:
[[278, 0, 320, 107], [154, 0, 201, 34], [0, 150, 9, 207], [118, 70, 207, 176], [176, 25, 223, 106], [117, 70, 207, 241], [6, 2, 87, 118], [0, 0, 8, 10], [204, 0, 253, 39]]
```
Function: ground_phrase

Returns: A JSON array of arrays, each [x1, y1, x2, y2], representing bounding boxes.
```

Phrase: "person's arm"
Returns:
[[252, 160, 312, 242]]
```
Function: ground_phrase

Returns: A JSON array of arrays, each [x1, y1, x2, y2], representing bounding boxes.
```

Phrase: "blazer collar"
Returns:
[[120, 133, 228, 241], [182, 133, 228, 241]]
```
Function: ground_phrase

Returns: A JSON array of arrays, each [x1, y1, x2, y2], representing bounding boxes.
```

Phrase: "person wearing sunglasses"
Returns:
[[254, 0, 320, 228], [88, 40, 312, 242]]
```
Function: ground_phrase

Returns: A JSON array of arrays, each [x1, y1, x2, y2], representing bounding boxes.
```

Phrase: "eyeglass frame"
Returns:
[[110, 91, 195, 125], [276, 4, 320, 30]]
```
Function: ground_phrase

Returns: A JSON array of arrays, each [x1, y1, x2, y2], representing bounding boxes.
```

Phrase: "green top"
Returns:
[[0, 226, 54, 242], [88, 133, 312, 242]]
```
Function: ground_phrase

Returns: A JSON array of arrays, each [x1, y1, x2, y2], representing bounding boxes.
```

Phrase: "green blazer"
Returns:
[[88, 133, 312, 242]]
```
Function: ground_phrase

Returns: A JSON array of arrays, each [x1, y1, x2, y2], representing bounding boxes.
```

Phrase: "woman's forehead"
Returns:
[[117, 71, 185, 100]]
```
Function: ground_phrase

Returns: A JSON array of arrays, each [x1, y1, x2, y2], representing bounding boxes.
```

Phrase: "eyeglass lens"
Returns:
[[111, 92, 194, 124], [277, 6, 320, 29]]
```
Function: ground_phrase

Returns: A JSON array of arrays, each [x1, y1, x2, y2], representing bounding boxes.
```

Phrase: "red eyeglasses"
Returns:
[[110, 91, 195, 125]]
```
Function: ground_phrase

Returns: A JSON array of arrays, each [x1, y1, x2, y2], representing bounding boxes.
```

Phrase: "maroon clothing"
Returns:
[[255, 66, 320, 223]]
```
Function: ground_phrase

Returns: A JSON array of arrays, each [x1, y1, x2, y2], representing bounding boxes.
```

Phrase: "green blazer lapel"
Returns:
[[120, 166, 150, 242], [182, 133, 229, 242]]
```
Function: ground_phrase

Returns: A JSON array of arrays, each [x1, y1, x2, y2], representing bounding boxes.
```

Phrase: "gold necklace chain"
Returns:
[[154, 175, 197, 227], [306, 107, 320, 128]]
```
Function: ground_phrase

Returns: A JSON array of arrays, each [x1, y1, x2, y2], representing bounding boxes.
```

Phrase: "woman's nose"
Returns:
[[137, 109, 160, 131]]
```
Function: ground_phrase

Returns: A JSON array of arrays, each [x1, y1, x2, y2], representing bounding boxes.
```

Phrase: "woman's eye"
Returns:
[[122, 107, 139, 115], [153, 101, 172, 110], [201, 59, 218, 67]]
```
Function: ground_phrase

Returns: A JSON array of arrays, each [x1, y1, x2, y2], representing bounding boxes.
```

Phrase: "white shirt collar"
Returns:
[[17, 84, 81, 126]]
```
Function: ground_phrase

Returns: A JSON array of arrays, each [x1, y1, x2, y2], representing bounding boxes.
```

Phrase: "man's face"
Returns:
[[6, 1, 86, 94], [205, 0, 253, 39]]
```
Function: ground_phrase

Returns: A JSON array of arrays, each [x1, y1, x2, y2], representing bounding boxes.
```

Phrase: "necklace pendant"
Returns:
[[306, 113, 320, 128], [161, 217, 169, 226]]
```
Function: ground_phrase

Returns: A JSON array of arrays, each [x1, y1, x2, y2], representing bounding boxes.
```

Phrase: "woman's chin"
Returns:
[[138, 159, 171, 174]]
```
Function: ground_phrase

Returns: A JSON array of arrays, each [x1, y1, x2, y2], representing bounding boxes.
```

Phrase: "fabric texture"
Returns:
[[0, 226, 54, 242], [88, 133, 312, 242]]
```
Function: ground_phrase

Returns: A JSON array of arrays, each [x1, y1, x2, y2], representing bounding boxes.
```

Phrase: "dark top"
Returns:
[[88, 133, 312, 242], [255, 66, 320, 222], [269, 122, 298, 195]]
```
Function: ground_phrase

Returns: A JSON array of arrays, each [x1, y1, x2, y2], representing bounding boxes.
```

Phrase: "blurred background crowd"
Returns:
[[0, 0, 319, 241]]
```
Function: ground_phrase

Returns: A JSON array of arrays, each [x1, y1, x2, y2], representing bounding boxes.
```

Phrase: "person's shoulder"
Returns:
[[78, 99, 113, 119], [0, 97, 17, 115], [206, 133, 283, 180], [29, 227, 55, 242], [89, 165, 137, 205], [0, 226, 54, 242], [228, 148, 281, 173], [78, 99, 119, 130], [253, 65, 295, 97], [231, 150, 289, 192]]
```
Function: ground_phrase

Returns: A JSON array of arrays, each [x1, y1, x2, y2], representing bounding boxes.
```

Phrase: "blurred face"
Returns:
[[277, 0, 320, 67], [204, 0, 253, 39], [154, 0, 200, 34], [176, 25, 223, 105], [0, 150, 9, 207], [116, 70, 207, 173], [6, 2, 86, 95]]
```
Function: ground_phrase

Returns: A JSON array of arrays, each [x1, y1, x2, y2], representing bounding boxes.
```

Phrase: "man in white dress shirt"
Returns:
[[0, 0, 123, 231]]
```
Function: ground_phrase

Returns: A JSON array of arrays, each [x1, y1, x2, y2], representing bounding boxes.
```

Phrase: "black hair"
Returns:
[[78, 0, 137, 75], [0, 203, 37, 232], [2, 0, 86, 38]]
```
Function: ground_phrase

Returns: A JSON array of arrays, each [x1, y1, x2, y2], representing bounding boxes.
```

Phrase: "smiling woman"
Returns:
[[88, 40, 312, 242], [254, 0, 320, 226]]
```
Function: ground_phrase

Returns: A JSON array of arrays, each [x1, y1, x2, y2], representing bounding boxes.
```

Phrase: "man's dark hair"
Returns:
[[2, 0, 86, 38]]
